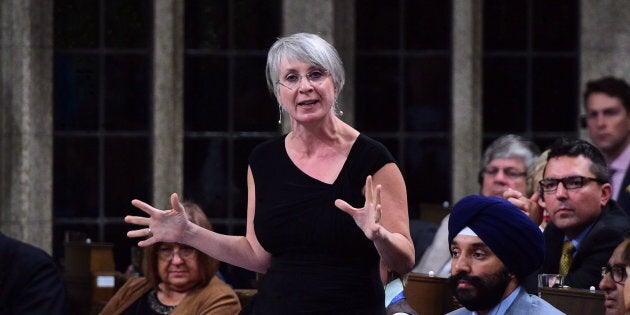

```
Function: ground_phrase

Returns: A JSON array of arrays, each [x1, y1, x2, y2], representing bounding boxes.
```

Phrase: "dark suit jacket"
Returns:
[[0, 232, 68, 314], [617, 168, 630, 214], [543, 200, 630, 289]]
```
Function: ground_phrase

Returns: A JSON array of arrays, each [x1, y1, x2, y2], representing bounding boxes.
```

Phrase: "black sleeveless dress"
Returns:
[[249, 134, 395, 314]]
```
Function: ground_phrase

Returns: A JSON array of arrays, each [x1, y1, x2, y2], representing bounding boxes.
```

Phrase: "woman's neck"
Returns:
[[157, 284, 189, 306]]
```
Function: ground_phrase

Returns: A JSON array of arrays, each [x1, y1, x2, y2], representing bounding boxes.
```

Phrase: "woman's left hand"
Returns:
[[335, 175, 382, 240]]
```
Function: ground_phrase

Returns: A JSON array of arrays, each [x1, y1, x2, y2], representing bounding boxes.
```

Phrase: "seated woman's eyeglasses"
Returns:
[[157, 246, 196, 261], [539, 176, 604, 193], [277, 69, 328, 90], [601, 264, 627, 284], [483, 167, 527, 179]]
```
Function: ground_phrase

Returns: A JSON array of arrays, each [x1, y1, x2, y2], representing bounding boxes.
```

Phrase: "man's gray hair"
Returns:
[[483, 134, 540, 170]]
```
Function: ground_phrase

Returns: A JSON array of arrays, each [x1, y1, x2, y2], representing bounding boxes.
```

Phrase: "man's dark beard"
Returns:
[[447, 267, 512, 312]]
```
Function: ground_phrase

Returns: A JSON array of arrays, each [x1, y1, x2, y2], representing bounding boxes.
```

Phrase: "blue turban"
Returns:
[[448, 195, 545, 279]]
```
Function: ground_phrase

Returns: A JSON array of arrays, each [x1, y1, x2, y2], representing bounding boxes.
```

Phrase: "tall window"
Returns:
[[482, 1, 579, 149], [53, 0, 153, 271], [355, 1, 453, 217], [183, 0, 281, 287]]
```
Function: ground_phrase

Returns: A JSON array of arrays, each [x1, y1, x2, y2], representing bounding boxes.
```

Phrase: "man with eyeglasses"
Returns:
[[600, 238, 630, 315], [413, 134, 540, 276], [540, 138, 629, 290], [583, 76, 630, 213]]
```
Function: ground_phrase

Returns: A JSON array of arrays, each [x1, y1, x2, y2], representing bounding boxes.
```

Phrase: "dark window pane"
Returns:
[[54, 0, 99, 49], [483, 58, 527, 133], [104, 223, 139, 272], [234, 0, 280, 49], [185, 0, 228, 49], [54, 138, 99, 217], [183, 139, 229, 218], [532, 58, 578, 131], [405, 1, 451, 50], [483, 0, 528, 50], [534, 134, 578, 153], [533, 0, 578, 51], [356, 1, 401, 49], [104, 55, 150, 131], [404, 138, 450, 217], [233, 138, 270, 219], [185, 55, 229, 131], [105, 0, 151, 48], [234, 57, 277, 131], [104, 138, 151, 216], [405, 56, 451, 131], [54, 54, 99, 130], [355, 56, 399, 132]]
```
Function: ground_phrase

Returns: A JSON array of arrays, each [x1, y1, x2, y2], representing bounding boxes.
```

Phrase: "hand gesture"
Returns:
[[335, 175, 383, 240], [503, 188, 543, 226], [125, 193, 190, 247]]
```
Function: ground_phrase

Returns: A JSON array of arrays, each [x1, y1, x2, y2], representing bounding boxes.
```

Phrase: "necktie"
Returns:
[[559, 241, 574, 275]]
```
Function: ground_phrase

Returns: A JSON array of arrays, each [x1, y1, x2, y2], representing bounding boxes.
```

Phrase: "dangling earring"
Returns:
[[334, 101, 343, 117], [278, 105, 283, 125]]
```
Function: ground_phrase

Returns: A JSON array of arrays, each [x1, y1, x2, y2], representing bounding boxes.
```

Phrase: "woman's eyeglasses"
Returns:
[[277, 69, 328, 90], [157, 246, 196, 261]]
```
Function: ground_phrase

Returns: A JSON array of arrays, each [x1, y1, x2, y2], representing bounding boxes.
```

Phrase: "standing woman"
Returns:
[[126, 33, 415, 314]]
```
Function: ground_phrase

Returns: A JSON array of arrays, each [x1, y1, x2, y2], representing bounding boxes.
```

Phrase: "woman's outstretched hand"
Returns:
[[335, 175, 383, 241], [125, 193, 190, 247]]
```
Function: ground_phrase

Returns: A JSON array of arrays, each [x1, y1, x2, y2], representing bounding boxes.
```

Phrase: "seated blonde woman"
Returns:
[[100, 202, 241, 315]]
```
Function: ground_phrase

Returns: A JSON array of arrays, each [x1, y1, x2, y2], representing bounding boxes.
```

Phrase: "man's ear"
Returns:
[[600, 183, 612, 207]]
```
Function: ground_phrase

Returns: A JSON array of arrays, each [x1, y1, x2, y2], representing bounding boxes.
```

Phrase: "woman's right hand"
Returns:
[[125, 193, 190, 247]]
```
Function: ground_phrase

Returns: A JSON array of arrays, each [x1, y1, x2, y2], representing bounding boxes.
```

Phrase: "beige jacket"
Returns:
[[99, 276, 241, 315]]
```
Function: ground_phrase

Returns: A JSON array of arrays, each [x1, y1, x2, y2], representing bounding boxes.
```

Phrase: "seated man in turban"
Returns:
[[415, 134, 540, 277], [447, 195, 564, 315]]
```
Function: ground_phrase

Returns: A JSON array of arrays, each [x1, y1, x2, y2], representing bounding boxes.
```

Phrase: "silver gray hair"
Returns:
[[483, 134, 540, 170], [265, 33, 345, 100]]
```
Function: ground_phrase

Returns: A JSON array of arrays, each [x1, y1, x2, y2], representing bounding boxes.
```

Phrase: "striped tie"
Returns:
[[559, 241, 574, 275]]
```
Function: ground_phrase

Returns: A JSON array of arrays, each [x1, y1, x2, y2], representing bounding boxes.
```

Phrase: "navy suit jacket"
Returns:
[[617, 168, 630, 214], [0, 232, 68, 314], [543, 201, 630, 289]]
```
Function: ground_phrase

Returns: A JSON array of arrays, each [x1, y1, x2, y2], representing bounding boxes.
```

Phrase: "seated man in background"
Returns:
[[100, 201, 241, 315], [0, 231, 68, 314], [381, 265, 419, 315], [414, 134, 540, 276], [582, 76, 630, 213], [447, 195, 563, 315], [540, 138, 629, 289], [600, 235, 630, 315]]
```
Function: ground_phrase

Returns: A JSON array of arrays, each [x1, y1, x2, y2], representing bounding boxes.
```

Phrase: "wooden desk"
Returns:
[[539, 287, 605, 315], [405, 273, 459, 315], [63, 242, 116, 315]]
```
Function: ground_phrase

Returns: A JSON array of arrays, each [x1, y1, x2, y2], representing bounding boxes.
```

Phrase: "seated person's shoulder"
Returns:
[[4, 236, 58, 270]]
